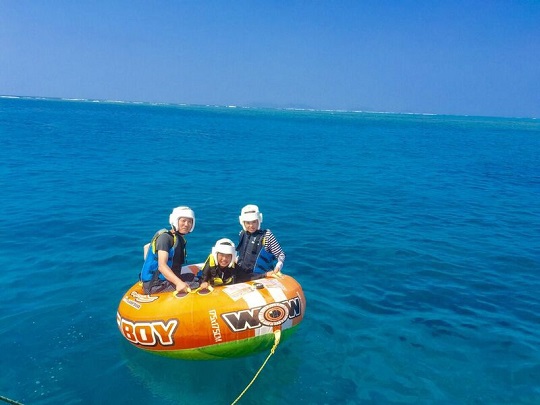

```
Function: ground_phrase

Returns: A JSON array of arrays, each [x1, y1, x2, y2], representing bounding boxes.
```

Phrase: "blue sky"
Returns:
[[1, 1, 539, 117]]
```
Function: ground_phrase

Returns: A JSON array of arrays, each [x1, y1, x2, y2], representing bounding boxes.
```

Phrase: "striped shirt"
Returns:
[[263, 229, 286, 264]]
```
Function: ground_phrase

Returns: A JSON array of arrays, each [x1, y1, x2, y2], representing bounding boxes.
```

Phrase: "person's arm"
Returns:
[[157, 250, 188, 292], [264, 230, 285, 273], [199, 257, 212, 289]]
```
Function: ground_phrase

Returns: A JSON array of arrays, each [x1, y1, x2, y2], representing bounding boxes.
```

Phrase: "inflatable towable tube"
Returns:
[[117, 264, 306, 360]]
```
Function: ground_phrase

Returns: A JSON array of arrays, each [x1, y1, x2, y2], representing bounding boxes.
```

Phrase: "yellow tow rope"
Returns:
[[0, 395, 23, 405], [231, 329, 282, 405]]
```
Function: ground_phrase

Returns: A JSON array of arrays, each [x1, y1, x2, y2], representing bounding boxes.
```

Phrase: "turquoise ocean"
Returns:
[[1, 97, 539, 404]]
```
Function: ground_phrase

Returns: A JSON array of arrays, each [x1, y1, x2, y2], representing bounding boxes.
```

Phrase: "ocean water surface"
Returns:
[[1, 97, 539, 404]]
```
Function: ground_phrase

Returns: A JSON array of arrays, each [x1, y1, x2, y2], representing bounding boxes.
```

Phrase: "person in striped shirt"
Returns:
[[235, 204, 286, 282]]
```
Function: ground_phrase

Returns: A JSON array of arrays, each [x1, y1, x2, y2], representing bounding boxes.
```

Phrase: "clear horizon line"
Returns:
[[0, 94, 536, 121]]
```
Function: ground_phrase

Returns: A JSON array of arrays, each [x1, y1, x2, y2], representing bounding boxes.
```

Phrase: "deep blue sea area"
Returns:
[[1, 97, 539, 404]]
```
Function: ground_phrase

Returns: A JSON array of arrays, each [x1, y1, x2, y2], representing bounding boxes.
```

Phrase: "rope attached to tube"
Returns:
[[0, 395, 24, 405], [231, 329, 282, 405]]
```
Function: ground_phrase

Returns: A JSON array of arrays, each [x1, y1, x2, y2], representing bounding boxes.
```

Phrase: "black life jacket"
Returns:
[[236, 230, 275, 273]]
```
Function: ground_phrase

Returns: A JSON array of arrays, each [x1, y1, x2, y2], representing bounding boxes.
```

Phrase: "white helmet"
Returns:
[[239, 204, 263, 231], [169, 206, 195, 233], [211, 238, 236, 268]]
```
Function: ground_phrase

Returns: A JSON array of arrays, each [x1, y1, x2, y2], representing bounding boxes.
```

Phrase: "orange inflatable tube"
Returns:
[[117, 264, 306, 360]]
